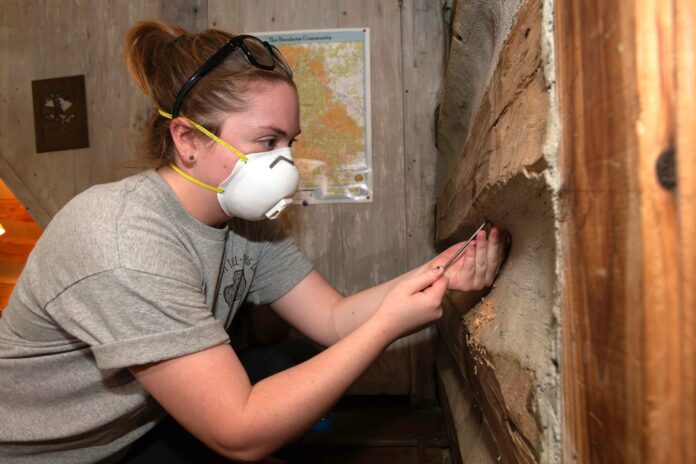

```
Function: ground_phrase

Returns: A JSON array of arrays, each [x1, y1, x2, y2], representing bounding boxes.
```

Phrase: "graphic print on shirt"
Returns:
[[220, 254, 259, 327], [224, 268, 247, 308]]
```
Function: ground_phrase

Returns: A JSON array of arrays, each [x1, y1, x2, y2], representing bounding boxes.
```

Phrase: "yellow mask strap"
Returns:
[[158, 109, 249, 163], [169, 162, 224, 193]]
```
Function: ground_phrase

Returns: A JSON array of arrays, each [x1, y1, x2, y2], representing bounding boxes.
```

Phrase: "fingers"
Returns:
[[402, 266, 447, 294], [431, 224, 508, 293], [472, 230, 488, 288], [484, 227, 501, 285], [458, 240, 477, 289], [422, 273, 449, 299]]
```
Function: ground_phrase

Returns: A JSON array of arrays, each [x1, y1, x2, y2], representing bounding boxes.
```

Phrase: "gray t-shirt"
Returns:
[[0, 170, 313, 463]]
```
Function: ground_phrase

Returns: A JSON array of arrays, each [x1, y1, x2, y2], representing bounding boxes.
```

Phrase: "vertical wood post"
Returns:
[[557, 0, 696, 461], [674, 0, 696, 461]]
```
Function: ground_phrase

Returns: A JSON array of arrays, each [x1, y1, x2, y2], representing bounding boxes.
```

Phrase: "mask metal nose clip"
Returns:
[[269, 156, 295, 169]]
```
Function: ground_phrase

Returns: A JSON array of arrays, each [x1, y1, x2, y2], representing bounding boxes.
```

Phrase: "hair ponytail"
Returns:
[[124, 21, 186, 104]]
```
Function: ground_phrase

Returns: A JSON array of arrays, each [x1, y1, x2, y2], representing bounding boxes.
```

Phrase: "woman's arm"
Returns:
[[272, 226, 505, 346], [131, 267, 447, 462]]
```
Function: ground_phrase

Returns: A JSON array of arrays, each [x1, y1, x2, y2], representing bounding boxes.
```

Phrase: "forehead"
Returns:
[[222, 81, 300, 134]]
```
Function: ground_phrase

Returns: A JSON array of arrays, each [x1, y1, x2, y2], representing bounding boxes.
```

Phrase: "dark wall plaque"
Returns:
[[31, 75, 89, 153]]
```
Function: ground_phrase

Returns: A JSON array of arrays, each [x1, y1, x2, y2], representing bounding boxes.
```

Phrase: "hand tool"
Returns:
[[442, 220, 489, 271]]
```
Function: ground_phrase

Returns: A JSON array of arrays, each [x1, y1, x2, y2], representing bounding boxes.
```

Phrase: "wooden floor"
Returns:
[[280, 396, 453, 464]]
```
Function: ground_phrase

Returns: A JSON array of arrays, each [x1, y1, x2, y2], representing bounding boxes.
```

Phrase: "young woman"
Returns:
[[0, 21, 505, 463]]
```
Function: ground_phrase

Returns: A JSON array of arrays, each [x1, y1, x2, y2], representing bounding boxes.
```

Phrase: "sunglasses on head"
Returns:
[[171, 34, 292, 118]]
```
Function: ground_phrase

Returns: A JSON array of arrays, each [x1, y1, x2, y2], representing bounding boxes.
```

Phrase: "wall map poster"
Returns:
[[256, 29, 372, 204]]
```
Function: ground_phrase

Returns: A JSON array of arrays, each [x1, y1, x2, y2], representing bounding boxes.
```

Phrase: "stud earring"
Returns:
[[188, 153, 196, 161]]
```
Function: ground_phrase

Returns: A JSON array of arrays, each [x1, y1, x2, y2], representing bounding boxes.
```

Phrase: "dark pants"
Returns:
[[118, 339, 319, 463]]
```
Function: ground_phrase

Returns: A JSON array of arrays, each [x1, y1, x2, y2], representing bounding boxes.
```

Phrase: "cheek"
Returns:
[[216, 155, 240, 180], [200, 148, 236, 185]]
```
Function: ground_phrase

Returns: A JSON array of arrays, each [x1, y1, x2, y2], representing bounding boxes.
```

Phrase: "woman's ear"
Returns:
[[169, 118, 198, 164]]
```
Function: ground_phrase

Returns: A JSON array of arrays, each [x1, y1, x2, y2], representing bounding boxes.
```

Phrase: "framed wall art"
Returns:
[[31, 75, 89, 153]]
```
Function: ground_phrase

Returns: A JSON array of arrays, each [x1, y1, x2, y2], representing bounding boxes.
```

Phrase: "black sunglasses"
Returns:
[[171, 34, 292, 118]]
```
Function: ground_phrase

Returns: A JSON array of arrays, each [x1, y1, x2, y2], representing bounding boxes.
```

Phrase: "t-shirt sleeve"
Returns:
[[244, 220, 314, 306], [46, 268, 230, 370]]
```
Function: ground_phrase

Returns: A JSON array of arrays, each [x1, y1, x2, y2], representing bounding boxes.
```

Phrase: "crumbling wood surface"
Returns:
[[435, 0, 558, 461], [438, 176, 557, 464], [556, 0, 696, 462], [435, 343, 499, 464], [439, 295, 535, 464]]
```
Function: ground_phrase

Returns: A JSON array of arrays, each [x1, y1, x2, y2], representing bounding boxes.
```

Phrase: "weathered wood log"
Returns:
[[435, 0, 560, 461], [436, 0, 550, 239], [439, 174, 557, 464], [436, 339, 499, 464], [436, 0, 523, 190]]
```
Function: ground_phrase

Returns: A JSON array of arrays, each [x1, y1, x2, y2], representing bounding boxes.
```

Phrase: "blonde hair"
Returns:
[[124, 20, 294, 163]]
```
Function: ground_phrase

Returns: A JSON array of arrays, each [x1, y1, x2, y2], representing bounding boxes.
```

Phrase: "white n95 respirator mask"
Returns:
[[159, 110, 300, 221], [217, 146, 299, 220]]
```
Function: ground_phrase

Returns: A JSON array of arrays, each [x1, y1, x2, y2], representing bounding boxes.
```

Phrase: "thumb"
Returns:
[[402, 267, 446, 294], [423, 274, 449, 299]]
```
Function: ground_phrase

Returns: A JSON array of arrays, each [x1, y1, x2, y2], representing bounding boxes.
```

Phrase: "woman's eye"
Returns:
[[260, 139, 277, 150]]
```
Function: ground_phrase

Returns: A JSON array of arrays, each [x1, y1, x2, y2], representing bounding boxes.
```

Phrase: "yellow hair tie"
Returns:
[[158, 109, 249, 163], [169, 162, 224, 193]]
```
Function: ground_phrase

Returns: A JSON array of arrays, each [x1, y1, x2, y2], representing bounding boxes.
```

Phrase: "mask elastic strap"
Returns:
[[169, 162, 224, 193], [158, 110, 249, 163]]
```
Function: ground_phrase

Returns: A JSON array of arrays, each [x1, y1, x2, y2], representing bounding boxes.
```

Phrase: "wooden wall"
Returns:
[[556, 0, 696, 461], [0, 0, 446, 398]]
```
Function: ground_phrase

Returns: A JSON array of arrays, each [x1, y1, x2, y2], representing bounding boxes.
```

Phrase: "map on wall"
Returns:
[[256, 29, 372, 204]]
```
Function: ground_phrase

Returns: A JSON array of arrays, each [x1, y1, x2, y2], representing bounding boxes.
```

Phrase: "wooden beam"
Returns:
[[435, 0, 524, 191], [435, 0, 548, 244], [556, 0, 643, 460], [675, 0, 696, 460], [635, 1, 681, 461], [556, 0, 695, 461]]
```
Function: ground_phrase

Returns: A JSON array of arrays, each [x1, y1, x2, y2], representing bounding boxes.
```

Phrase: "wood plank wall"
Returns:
[[0, 0, 445, 398], [556, 0, 696, 461]]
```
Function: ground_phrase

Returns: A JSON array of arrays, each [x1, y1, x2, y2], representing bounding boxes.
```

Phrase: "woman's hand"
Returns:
[[429, 226, 507, 292], [372, 267, 449, 341]]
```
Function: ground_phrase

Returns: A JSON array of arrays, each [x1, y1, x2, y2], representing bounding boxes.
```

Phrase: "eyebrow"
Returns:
[[259, 126, 302, 138]]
